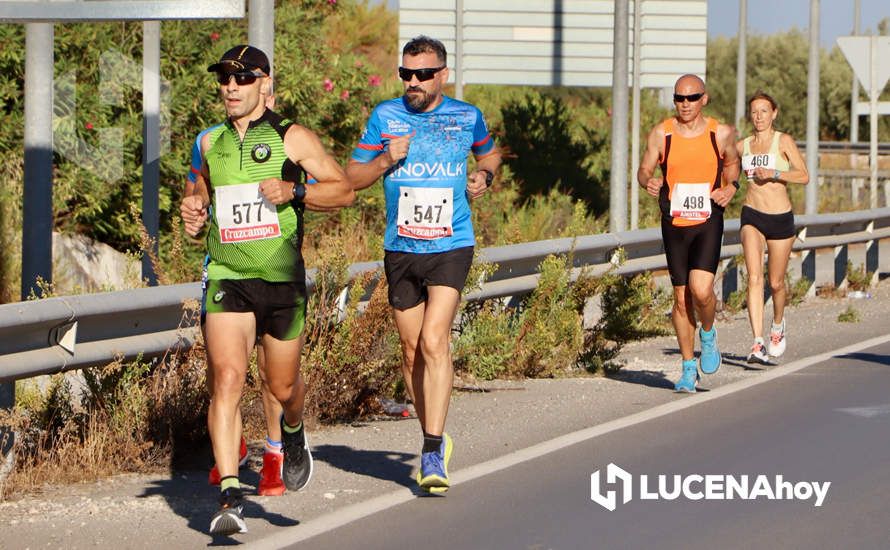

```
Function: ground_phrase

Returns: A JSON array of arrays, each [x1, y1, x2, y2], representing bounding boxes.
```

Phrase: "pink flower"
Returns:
[[323, 78, 334, 92], [210, 32, 220, 41], [328, 0, 337, 4], [340, 90, 350, 100], [85, 122, 94, 130], [368, 74, 382, 87]]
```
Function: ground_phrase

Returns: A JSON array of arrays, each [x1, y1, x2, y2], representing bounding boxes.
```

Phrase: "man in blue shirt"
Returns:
[[348, 35, 501, 493]]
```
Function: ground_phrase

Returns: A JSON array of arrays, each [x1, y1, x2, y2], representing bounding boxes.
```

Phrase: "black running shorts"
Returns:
[[383, 246, 474, 310], [204, 278, 307, 340], [661, 214, 724, 287], [740, 205, 795, 240]]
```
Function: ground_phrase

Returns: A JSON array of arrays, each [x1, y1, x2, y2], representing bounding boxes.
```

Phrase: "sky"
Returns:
[[707, 0, 890, 48], [378, 1, 889, 49]]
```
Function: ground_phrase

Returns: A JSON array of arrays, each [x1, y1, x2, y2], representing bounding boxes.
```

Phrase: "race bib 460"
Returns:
[[742, 153, 776, 178], [215, 183, 281, 243], [396, 186, 454, 240]]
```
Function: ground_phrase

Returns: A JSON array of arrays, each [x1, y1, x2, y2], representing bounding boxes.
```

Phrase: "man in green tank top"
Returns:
[[180, 44, 354, 536]]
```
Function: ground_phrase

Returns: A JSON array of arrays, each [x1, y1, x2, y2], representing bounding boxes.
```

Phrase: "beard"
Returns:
[[404, 86, 435, 111]]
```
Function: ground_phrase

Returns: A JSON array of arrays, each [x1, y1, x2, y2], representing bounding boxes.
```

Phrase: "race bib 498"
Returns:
[[670, 182, 711, 221]]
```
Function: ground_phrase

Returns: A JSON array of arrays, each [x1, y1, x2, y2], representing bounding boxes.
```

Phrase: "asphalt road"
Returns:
[[4, 283, 889, 549], [290, 341, 890, 550]]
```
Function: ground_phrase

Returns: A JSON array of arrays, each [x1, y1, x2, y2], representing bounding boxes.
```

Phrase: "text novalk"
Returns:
[[392, 162, 465, 179]]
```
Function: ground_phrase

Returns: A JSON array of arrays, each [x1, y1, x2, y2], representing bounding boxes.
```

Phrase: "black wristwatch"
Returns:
[[479, 169, 495, 187], [730, 180, 740, 190], [291, 182, 307, 203]]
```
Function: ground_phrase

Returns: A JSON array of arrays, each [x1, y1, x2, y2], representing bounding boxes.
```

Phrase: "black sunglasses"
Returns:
[[398, 66, 445, 82], [673, 92, 705, 103], [216, 71, 263, 86]]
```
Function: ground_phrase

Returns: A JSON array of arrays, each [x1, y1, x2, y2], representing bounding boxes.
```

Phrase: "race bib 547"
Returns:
[[396, 186, 454, 240]]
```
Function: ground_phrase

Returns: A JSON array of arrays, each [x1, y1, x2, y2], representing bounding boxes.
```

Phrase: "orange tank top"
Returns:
[[658, 117, 725, 227]]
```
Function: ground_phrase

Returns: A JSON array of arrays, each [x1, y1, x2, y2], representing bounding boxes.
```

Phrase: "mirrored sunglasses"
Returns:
[[216, 71, 263, 86], [398, 66, 445, 82], [673, 92, 704, 103]]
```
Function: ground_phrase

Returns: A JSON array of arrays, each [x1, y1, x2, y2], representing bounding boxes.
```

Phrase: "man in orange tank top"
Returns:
[[637, 74, 741, 393]]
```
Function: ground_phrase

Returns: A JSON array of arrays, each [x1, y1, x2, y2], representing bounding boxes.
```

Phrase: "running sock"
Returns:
[[220, 476, 240, 492], [422, 433, 443, 454], [282, 420, 303, 434], [771, 319, 785, 331], [265, 436, 283, 454], [754, 336, 765, 345]]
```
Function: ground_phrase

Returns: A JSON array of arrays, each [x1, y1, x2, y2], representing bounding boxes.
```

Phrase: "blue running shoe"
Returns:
[[674, 359, 700, 393], [416, 433, 453, 493], [699, 326, 722, 375]]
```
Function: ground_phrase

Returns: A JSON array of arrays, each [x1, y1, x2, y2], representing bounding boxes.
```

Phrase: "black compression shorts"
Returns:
[[661, 214, 724, 287], [203, 278, 307, 341], [740, 206, 795, 240]]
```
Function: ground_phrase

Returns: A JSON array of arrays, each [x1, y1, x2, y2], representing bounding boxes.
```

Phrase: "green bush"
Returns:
[[453, 300, 516, 380], [302, 238, 401, 421], [513, 254, 585, 377], [837, 305, 860, 323], [578, 270, 672, 373], [787, 274, 812, 306], [845, 261, 873, 292], [499, 91, 609, 215]]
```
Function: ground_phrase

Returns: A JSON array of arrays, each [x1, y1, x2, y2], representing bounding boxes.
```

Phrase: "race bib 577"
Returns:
[[215, 183, 281, 243]]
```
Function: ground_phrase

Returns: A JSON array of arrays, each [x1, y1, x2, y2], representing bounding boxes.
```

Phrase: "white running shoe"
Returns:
[[769, 319, 787, 357], [747, 341, 770, 365]]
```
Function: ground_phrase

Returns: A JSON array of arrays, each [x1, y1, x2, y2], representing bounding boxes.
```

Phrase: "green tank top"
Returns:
[[204, 110, 305, 282], [742, 131, 791, 172]]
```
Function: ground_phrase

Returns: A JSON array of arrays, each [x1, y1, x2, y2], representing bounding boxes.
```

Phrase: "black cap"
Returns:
[[207, 45, 270, 75]]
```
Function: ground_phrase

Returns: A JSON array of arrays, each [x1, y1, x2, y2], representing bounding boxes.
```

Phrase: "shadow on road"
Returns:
[[837, 352, 890, 367], [313, 444, 416, 488], [721, 353, 767, 370], [609, 369, 675, 390], [138, 474, 298, 544]]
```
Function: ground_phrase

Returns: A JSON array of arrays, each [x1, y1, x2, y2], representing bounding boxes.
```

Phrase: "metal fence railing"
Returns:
[[2, 207, 889, 385]]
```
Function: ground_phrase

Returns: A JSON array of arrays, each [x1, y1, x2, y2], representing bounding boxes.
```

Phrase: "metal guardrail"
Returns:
[[806, 141, 890, 154], [2, 207, 889, 384]]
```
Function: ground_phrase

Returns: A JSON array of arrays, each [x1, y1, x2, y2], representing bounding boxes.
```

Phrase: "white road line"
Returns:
[[250, 332, 890, 549]]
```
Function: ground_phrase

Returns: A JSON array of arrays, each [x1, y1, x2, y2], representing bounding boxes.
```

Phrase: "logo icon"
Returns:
[[251, 143, 271, 163], [590, 463, 632, 511], [213, 290, 225, 303]]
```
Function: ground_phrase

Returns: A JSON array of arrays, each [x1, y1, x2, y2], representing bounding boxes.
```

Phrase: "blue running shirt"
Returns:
[[188, 123, 222, 186], [352, 95, 495, 253]]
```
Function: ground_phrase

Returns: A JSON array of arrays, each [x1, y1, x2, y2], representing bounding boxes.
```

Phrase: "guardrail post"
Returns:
[[0, 381, 13, 483], [851, 177, 863, 206], [834, 244, 849, 288], [801, 249, 817, 296], [865, 221, 879, 283], [721, 257, 738, 303]]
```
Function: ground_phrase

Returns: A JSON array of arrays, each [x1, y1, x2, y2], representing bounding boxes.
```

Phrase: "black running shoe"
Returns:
[[209, 487, 247, 535], [280, 417, 314, 491]]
